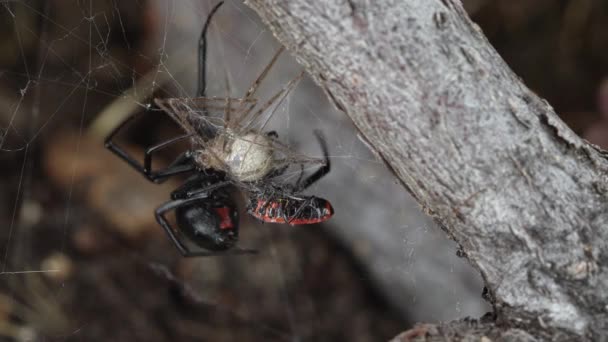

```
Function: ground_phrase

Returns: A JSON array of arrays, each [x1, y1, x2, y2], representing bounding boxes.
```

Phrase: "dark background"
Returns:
[[0, 1, 606, 341]]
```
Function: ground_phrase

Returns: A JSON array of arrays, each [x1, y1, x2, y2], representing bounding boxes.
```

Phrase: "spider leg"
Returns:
[[104, 112, 196, 183], [236, 71, 304, 175], [170, 174, 225, 200], [152, 152, 196, 181], [242, 46, 285, 101], [197, 1, 224, 97], [223, 88, 232, 129], [296, 130, 330, 191], [156, 185, 257, 257], [144, 134, 198, 182], [185, 180, 232, 198], [229, 47, 290, 130], [241, 71, 305, 132]]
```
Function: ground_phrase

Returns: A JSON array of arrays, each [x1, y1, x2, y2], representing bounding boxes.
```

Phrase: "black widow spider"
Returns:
[[104, 2, 333, 257]]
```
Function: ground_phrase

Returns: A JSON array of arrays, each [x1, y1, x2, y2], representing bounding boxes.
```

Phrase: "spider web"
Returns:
[[0, 0, 487, 340]]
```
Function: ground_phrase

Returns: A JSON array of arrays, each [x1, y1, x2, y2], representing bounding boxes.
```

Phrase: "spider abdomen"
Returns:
[[175, 203, 239, 251]]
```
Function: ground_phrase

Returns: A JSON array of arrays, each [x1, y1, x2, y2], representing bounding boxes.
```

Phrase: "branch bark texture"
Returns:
[[245, 0, 608, 340]]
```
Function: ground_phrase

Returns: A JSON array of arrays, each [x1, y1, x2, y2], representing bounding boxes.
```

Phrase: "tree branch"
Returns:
[[245, 0, 608, 339]]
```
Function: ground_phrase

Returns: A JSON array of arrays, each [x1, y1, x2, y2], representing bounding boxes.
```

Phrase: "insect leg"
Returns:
[[240, 71, 304, 131], [242, 46, 285, 100]]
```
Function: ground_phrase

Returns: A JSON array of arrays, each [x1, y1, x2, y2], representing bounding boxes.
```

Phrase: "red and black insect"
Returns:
[[248, 197, 334, 225], [246, 130, 334, 225]]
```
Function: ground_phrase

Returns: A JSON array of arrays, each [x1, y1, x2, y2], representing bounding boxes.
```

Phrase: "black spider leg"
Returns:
[[261, 130, 290, 180], [170, 172, 223, 199], [286, 130, 330, 224], [105, 112, 197, 183], [156, 180, 257, 257], [198, 1, 224, 98], [296, 130, 331, 191]]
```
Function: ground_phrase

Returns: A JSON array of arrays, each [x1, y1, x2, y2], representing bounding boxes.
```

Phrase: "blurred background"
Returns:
[[0, 0, 607, 340]]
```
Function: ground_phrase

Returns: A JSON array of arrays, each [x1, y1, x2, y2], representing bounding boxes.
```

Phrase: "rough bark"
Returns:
[[244, 0, 608, 340]]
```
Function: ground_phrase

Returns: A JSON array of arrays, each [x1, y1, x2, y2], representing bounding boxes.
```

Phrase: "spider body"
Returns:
[[104, 1, 333, 257], [170, 173, 239, 251]]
